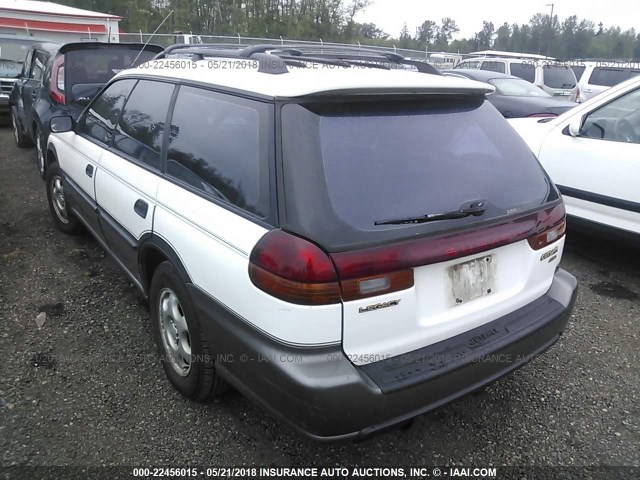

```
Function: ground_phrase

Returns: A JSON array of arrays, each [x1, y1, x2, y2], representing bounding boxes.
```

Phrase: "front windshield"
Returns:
[[489, 78, 551, 97], [0, 40, 33, 77]]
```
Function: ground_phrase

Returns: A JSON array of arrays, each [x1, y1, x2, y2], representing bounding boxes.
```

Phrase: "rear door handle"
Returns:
[[85, 164, 94, 177], [134, 199, 149, 219]]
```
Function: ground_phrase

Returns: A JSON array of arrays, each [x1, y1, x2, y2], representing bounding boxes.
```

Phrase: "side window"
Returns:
[[510, 62, 536, 83], [112, 80, 175, 170], [22, 49, 34, 77], [166, 86, 271, 218], [29, 51, 48, 81], [581, 88, 640, 143], [80, 79, 137, 144], [589, 68, 630, 87], [480, 61, 506, 74]]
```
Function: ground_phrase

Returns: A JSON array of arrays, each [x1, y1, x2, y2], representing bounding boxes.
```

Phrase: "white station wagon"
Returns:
[[43, 44, 577, 440]]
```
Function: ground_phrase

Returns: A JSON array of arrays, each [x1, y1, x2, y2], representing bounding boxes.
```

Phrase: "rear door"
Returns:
[[95, 79, 175, 281], [280, 98, 563, 364], [22, 49, 49, 135], [540, 64, 577, 101], [57, 78, 137, 237], [538, 85, 640, 234]]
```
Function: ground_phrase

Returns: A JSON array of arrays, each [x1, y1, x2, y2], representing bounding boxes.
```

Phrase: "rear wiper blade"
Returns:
[[374, 204, 486, 226]]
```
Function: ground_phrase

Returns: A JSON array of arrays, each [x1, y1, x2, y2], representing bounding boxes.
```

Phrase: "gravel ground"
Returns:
[[0, 126, 638, 471]]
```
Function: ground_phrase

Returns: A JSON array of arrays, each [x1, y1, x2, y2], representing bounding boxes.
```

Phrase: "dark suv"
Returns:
[[1, 35, 51, 122], [10, 42, 163, 178]]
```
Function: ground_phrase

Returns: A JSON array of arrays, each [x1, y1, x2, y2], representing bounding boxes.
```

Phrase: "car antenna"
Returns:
[[130, 10, 174, 67]]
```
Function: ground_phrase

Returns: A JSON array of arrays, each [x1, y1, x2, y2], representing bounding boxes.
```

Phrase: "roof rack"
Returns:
[[153, 43, 441, 76], [468, 50, 556, 60]]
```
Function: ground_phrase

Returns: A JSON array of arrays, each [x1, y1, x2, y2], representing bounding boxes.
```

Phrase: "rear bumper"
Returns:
[[189, 268, 578, 441]]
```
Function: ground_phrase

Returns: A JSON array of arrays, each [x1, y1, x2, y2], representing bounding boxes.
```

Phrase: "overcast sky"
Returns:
[[356, 0, 638, 40]]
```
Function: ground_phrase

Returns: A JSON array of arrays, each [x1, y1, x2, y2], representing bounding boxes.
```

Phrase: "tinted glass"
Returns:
[[571, 65, 586, 81], [29, 51, 48, 81], [480, 60, 506, 73], [542, 65, 576, 88], [489, 78, 551, 97], [166, 86, 271, 217], [81, 79, 136, 144], [589, 68, 630, 87], [65, 47, 157, 98], [113, 80, 174, 170], [281, 99, 549, 234], [582, 88, 640, 143], [0, 39, 35, 77], [510, 62, 536, 83], [455, 60, 479, 69]]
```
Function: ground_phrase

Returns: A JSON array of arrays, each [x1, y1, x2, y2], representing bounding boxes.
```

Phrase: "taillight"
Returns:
[[249, 204, 566, 305], [527, 113, 556, 118], [248, 230, 341, 305], [527, 203, 566, 250], [49, 55, 65, 105]]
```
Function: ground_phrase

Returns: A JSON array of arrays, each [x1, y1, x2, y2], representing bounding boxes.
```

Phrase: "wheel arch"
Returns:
[[45, 141, 58, 169], [138, 234, 192, 296]]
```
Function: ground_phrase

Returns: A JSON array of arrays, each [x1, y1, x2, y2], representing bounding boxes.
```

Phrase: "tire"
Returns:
[[35, 124, 46, 179], [45, 162, 83, 235], [11, 107, 33, 148], [150, 261, 228, 401]]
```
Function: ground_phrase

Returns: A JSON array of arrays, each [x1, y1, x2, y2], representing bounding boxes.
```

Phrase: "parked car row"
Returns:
[[455, 53, 579, 101]]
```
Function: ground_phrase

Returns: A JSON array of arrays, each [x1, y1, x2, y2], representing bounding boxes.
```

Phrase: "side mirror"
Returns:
[[568, 115, 584, 137], [50, 115, 74, 133]]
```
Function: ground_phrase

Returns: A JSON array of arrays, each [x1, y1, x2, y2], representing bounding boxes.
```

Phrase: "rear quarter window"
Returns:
[[589, 68, 631, 87], [165, 86, 272, 218], [480, 61, 506, 74], [509, 62, 536, 83]]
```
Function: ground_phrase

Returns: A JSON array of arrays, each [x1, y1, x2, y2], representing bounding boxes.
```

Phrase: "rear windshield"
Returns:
[[65, 47, 157, 101], [542, 65, 576, 89], [280, 97, 552, 250]]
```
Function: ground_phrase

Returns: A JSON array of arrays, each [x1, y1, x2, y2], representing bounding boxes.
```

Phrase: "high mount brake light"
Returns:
[[248, 204, 566, 305]]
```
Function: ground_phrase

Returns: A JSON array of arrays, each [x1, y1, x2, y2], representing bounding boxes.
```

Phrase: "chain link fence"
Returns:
[[119, 33, 465, 67]]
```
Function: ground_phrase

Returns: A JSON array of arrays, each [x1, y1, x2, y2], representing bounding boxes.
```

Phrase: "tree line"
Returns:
[[59, 1, 640, 59]]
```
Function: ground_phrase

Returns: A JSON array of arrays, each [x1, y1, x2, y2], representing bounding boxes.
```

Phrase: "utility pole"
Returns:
[[546, 3, 554, 58]]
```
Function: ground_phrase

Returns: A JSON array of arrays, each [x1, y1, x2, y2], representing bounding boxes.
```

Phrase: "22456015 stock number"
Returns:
[[132, 467, 198, 477]]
